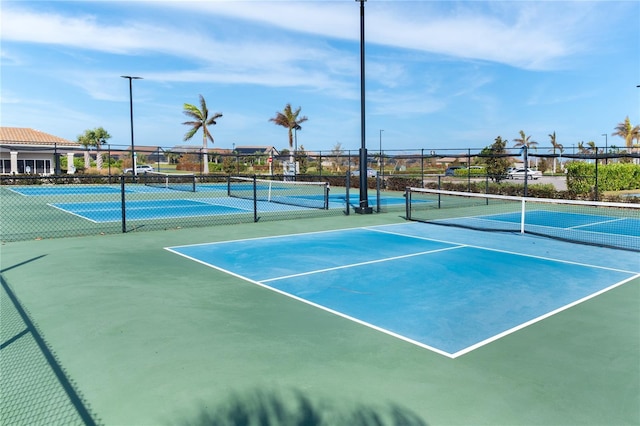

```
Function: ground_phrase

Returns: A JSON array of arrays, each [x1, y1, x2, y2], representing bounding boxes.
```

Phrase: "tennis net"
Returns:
[[141, 172, 196, 192], [228, 176, 330, 209], [405, 187, 640, 252]]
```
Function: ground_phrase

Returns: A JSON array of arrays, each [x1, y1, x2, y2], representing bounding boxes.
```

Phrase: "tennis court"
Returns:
[[7, 181, 406, 225], [407, 188, 640, 252], [167, 224, 639, 358], [1, 191, 639, 424]]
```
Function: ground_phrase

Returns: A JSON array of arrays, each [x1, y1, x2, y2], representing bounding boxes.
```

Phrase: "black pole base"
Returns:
[[355, 206, 373, 214]]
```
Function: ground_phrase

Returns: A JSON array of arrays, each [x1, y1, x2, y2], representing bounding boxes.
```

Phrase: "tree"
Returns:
[[481, 136, 511, 182], [182, 94, 222, 174], [512, 130, 538, 167], [331, 142, 344, 172], [297, 145, 309, 174], [577, 141, 589, 154], [548, 131, 563, 173], [269, 103, 308, 161], [612, 116, 640, 149], [77, 127, 111, 170]]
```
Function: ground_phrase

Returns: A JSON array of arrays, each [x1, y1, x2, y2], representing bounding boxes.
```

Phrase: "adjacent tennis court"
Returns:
[[407, 187, 640, 251], [50, 199, 250, 222], [5, 179, 404, 226]]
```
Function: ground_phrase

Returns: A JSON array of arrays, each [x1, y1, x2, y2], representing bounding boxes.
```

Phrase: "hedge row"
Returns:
[[566, 163, 640, 193]]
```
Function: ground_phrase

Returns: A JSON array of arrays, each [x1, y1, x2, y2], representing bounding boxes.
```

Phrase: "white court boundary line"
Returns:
[[261, 245, 465, 283], [165, 224, 640, 359], [165, 244, 457, 358]]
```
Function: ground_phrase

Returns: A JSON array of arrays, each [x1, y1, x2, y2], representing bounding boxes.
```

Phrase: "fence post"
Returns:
[[594, 152, 599, 201], [252, 175, 258, 222], [121, 176, 127, 233]]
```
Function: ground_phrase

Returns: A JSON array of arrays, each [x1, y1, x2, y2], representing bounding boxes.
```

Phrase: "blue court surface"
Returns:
[[166, 224, 640, 358], [8, 186, 124, 196], [46, 193, 404, 222], [49, 199, 250, 222], [479, 210, 640, 236], [10, 184, 407, 206]]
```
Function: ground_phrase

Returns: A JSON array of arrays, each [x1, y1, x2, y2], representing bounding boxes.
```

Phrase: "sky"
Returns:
[[1, 0, 639, 155]]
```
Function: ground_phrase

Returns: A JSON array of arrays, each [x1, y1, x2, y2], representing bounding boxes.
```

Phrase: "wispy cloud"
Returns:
[[3, 1, 597, 73], [159, 1, 593, 70]]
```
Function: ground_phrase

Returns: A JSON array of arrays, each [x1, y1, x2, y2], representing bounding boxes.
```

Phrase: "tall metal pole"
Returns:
[[121, 76, 142, 176], [356, 0, 371, 213], [601, 133, 608, 165]]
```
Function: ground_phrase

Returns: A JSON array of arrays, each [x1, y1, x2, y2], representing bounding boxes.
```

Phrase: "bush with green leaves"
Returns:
[[566, 162, 640, 194]]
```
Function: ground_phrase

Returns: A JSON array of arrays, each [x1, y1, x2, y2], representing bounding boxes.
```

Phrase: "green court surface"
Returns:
[[1, 213, 639, 425]]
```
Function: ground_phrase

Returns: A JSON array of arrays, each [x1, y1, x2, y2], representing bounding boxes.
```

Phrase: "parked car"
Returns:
[[124, 165, 154, 174], [351, 168, 378, 178], [507, 168, 542, 179], [445, 166, 465, 176]]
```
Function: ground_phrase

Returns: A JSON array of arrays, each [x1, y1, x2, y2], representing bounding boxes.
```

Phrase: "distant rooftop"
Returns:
[[0, 127, 79, 147]]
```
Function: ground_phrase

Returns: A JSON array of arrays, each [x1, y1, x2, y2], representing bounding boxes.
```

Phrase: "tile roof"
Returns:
[[0, 127, 79, 147]]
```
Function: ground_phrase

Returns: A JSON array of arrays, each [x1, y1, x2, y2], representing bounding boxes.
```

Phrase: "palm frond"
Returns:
[[206, 112, 223, 126], [183, 103, 203, 120], [183, 125, 200, 142], [199, 94, 208, 119]]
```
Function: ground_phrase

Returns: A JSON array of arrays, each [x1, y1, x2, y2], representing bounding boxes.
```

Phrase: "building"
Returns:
[[233, 146, 279, 157], [0, 127, 81, 174]]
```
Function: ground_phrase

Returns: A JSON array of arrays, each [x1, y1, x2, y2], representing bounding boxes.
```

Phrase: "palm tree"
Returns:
[[269, 103, 308, 161], [586, 141, 597, 153], [612, 116, 640, 148], [577, 141, 589, 154], [512, 130, 538, 167], [77, 127, 111, 170], [548, 131, 563, 173], [182, 94, 222, 174]]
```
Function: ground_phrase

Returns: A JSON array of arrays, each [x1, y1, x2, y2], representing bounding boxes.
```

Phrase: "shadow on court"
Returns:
[[0, 257, 99, 426], [173, 388, 428, 426]]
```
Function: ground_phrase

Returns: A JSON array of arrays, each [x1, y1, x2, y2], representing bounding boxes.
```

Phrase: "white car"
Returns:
[[124, 165, 154, 174], [351, 168, 378, 178], [507, 168, 541, 179]]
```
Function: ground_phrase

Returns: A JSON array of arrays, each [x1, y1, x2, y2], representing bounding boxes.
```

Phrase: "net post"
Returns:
[[191, 174, 196, 192], [520, 197, 526, 234], [485, 175, 489, 204], [120, 176, 127, 233], [376, 174, 381, 213], [226, 175, 231, 197], [252, 175, 258, 222], [324, 183, 330, 210], [405, 187, 411, 220], [345, 171, 350, 215], [523, 146, 529, 197]]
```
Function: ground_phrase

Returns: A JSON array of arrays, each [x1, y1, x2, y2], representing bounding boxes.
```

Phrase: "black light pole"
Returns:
[[355, 0, 371, 213], [601, 133, 608, 164], [121, 76, 142, 176]]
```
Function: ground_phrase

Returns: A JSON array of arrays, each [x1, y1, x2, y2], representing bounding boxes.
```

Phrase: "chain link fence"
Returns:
[[2, 145, 638, 241], [0, 175, 365, 242]]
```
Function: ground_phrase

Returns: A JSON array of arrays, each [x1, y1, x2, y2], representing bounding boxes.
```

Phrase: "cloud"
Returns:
[[1, 4, 362, 98], [2, 2, 592, 73], [159, 1, 590, 70]]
